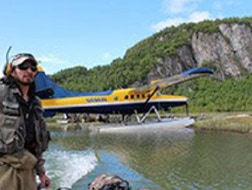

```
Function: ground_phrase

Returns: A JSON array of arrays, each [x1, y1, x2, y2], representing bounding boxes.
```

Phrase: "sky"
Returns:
[[0, 0, 251, 77]]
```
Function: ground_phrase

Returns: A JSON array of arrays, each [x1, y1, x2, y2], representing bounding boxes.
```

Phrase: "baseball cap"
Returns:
[[11, 53, 38, 67]]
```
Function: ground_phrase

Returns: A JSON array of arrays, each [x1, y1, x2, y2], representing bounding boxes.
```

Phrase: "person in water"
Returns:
[[0, 52, 51, 189]]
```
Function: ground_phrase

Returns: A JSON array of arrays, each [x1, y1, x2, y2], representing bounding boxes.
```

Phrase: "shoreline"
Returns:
[[191, 112, 252, 134], [46, 111, 252, 134]]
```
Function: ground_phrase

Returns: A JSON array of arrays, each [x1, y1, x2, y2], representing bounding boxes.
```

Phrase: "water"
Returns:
[[44, 128, 252, 190], [45, 148, 97, 189]]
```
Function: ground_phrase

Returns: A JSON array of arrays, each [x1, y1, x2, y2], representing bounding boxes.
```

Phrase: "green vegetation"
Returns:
[[50, 16, 252, 113], [169, 74, 252, 112]]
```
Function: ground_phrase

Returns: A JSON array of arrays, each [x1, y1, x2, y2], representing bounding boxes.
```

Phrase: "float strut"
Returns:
[[134, 106, 162, 123]]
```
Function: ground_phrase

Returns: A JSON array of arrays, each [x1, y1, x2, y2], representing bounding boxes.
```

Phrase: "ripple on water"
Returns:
[[44, 149, 97, 189]]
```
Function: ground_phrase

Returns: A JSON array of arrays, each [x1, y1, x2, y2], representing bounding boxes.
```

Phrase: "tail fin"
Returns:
[[35, 66, 113, 99]]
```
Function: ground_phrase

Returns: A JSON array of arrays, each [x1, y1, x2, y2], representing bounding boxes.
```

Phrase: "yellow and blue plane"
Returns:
[[35, 67, 213, 119]]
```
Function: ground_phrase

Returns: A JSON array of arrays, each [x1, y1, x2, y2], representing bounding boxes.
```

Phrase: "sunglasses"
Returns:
[[17, 64, 38, 72]]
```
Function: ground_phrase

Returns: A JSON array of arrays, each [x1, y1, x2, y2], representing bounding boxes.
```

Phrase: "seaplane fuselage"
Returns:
[[41, 88, 187, 115]]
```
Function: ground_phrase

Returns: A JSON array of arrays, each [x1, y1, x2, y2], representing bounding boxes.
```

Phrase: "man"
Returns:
[[0, 53, 51, 189]]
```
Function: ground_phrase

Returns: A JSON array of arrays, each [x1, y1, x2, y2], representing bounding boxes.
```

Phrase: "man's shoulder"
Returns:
[[0, 77, 9, 89], [33, 96, 43, 107], [0, 80, 6, 92], [0, 80, 6, 104]]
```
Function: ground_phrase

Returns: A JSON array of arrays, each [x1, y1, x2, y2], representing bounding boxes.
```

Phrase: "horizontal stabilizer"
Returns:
[[131, 67, 213, 93], [36, 88, 54, 99]]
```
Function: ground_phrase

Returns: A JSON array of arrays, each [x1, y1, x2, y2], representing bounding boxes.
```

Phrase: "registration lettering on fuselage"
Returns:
[[86, 97, 107, 103]]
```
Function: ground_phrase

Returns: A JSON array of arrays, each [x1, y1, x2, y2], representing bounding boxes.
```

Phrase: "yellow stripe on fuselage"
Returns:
[[41, 88, 187, 109]]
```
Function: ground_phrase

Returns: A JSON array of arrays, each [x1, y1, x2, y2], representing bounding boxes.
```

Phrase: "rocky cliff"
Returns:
[[149, 21, 252, 81]]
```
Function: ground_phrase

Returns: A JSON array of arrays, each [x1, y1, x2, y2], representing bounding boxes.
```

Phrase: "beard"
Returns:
[[17, 79, 33, 86], [16, 75, 34, 86]]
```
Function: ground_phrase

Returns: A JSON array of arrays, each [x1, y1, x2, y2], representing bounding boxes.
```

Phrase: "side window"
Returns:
[[130, 94, 134, 99], [125, 95, 129, 100]]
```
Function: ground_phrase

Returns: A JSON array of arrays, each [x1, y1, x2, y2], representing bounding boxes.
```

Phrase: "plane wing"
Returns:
[[131, 67, 214, 93]]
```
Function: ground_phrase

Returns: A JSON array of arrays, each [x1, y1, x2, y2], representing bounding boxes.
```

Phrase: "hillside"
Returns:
[[51, 16, 252, 112]]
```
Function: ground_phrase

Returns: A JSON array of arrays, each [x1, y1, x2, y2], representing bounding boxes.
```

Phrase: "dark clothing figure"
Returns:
[[0, 53, 51, 189]]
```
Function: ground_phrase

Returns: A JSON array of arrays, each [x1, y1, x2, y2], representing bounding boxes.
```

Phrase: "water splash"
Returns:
[[44, 149, 97, 189]]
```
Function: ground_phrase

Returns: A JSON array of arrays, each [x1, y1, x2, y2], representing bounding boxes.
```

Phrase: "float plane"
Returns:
[[35, 67, 213, 123]]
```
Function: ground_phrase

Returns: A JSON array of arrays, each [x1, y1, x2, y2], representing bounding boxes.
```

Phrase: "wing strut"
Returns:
[[144, 87, 159, 104], [134, 87, 161, 123]]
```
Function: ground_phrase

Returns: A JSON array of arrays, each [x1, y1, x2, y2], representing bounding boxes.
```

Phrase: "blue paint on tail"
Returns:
[[34, 70, 113, 117], [35, 71, 113, 99]]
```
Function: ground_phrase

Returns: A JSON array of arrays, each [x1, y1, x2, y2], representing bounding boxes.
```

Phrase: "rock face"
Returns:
[[192, 23, 252, 79], [152, 23, 252, 80]]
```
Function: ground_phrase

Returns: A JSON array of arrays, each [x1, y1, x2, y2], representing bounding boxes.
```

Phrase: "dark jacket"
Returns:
[[0, 77, 50, 161]]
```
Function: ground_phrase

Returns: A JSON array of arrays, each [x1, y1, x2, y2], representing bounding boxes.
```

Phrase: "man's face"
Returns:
[[11, 60, 38, 86]]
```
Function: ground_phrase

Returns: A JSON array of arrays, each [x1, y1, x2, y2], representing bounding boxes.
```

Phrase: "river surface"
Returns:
[[44, 127, 252, 190]]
